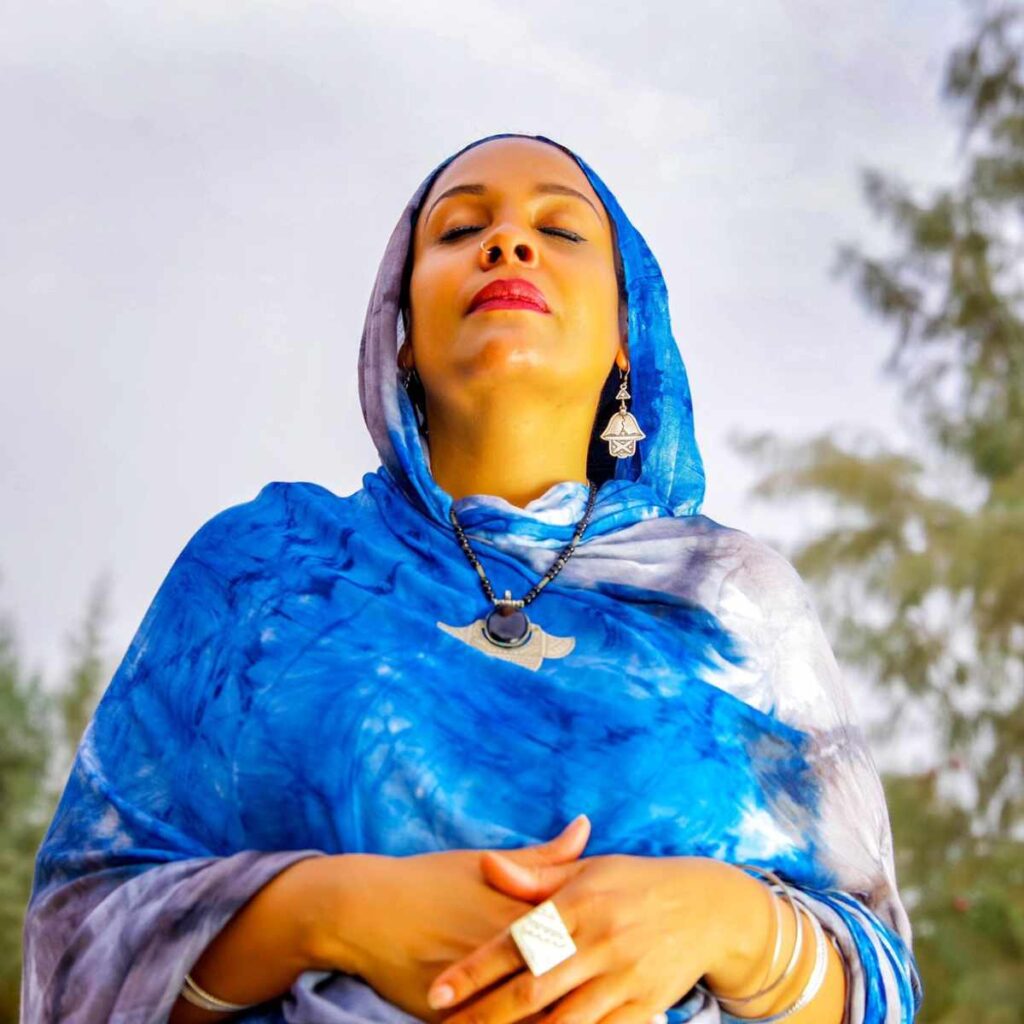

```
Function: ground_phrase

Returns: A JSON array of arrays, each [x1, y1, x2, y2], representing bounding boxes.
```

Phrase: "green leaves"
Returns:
[[0, 577, 110, 1021], [733, 6, 1024, 1021]]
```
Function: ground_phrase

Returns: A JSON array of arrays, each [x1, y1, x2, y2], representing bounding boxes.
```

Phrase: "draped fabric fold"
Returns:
[[21, 133, 923, 1023]]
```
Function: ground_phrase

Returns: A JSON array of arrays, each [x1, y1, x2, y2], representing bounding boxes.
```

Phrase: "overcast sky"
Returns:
[[2, 1, 972, 759]]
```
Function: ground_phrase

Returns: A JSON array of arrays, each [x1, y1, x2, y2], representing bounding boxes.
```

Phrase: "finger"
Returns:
[[428, 896, 583, 1012], [533, 973, 632, 1024], [594, 1002, 666, 1024], [480, 853, 582, 902], [508, 816, 592, 868], [434, 920, 597, 1024], [427, 925, 525, 1011]]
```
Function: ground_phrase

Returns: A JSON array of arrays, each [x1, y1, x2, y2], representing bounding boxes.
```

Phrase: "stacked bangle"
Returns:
[[696, 863, 834, 1023], [180, 970, 258, 1013]]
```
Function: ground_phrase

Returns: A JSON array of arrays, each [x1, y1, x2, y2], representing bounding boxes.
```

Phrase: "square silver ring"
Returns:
[[509, 899, 577, 977]]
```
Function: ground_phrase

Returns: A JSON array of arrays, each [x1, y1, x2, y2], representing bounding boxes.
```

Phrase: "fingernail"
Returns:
[[570, 814, 588, 830], [429, 984, 455, 1009], [650, 1013, 668, 1024]]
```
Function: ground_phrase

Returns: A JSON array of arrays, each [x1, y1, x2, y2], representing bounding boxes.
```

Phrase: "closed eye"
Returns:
[[542, 227, 586, 243], [438, 225, 585, 244]]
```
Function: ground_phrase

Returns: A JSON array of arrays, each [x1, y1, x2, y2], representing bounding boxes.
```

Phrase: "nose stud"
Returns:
[[480, 240, 501, 263]]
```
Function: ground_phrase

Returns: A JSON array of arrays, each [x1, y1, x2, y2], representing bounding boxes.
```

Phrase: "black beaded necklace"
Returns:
[[446, 480, 598, 649]]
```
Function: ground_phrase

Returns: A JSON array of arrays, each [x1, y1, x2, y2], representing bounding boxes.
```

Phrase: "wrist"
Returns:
[[297, 852, 389, 977], [261, 855, 336, 974], [701, 862, 777, 999]]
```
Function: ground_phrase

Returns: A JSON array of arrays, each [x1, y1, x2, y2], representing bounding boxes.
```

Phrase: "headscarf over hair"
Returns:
[[22, 133, 922, 1024]]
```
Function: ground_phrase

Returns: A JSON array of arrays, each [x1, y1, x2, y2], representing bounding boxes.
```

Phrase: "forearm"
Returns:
[[703, 863, 845, 1024], [168, 854, 358, 1023]]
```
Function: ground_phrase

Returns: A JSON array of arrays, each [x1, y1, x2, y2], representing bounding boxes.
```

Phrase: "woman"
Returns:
[[20, 132, 924, 1024]]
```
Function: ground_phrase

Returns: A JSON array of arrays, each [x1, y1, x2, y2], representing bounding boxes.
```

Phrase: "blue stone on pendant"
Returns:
[[483, 604, 531, 648]]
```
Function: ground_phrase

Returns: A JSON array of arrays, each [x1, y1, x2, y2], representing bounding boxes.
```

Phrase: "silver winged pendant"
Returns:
[[436, 619, 576, 671]]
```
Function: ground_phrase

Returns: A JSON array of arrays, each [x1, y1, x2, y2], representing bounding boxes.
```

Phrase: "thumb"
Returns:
[[480, 850, 583, 902], [500, 815, 591, 870]]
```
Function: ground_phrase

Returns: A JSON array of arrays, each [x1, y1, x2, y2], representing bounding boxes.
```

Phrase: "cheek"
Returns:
[[410, 253, 463, 323], [559, 263, 621, 345]]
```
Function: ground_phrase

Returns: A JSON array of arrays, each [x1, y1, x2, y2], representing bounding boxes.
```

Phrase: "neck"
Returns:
[[424, 394, 594, 509]]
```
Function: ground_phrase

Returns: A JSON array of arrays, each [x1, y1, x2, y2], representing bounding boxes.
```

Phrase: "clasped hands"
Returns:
[[424, 815, 741, 1024]]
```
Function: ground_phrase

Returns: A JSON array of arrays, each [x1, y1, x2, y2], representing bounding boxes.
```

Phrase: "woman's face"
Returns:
[[404, 137, 625, 423]]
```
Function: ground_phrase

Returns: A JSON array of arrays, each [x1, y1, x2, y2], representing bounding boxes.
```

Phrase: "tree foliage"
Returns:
[[0, 577, 110, 1022], [732, 4, 1024, 1019]]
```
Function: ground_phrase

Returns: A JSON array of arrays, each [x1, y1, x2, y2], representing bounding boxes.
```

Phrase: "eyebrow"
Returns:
[[423, 182, 604, 228]]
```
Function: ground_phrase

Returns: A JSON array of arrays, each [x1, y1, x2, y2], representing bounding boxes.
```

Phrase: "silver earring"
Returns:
[[599, 366, 645, 458], [401, 365, 429, 437]]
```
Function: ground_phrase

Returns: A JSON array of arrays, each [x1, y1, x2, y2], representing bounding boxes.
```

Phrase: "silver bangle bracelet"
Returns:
[[720, 871, 785, 1004], [720, 899, 831, 1024], [180, 970, 258, 1013], [696, 864, 803, 1008]]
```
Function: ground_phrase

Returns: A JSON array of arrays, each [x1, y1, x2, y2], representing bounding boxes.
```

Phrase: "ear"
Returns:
[[615, 344, 629, 374]]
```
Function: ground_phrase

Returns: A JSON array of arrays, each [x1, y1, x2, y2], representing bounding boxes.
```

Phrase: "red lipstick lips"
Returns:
[[467, 278, 550, 315]]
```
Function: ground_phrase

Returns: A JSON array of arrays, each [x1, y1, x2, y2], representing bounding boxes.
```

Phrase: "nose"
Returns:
[[478, 227, 538, 270]]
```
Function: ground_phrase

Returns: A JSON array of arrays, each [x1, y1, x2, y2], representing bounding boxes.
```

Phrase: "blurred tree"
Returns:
[[0, 594, 52, 1021], [0, 575, 111, 1022], [55, 576, 111, 777], [732, 3, 1024, 1020]]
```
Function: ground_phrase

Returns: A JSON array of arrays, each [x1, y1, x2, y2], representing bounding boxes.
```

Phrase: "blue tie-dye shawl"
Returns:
[[21, 133, 924, 1023]]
